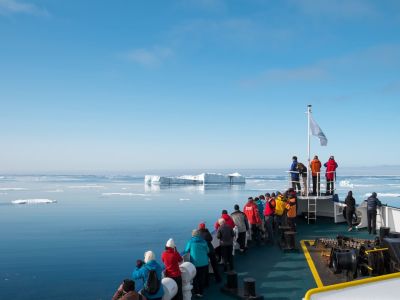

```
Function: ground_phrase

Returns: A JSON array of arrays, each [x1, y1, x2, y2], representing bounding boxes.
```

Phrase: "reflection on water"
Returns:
[[144, 183, 246, 193]]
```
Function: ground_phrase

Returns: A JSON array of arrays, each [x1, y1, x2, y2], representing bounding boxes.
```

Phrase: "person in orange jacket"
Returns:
[[286, 191, 297, 231], [243, 197, 262, 244], [310, 155, 322, 195]]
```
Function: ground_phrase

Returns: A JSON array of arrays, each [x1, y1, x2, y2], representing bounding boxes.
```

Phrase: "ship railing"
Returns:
[[286, 170, 336, 197]]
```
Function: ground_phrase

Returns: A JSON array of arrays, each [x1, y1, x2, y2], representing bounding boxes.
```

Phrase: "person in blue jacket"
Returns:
[[182, 229, 209, 298], [132, 250, 164, 300], [290, 156, 301, 193]]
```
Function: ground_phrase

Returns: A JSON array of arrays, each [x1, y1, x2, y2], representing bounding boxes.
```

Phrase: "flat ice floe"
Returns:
[[0, 188, 28, 191], [364, 193, 400, 198], [145, 172, 245, 185], [68, 185, 105, 189], [339, 180, 354, 188], [101, 192, 146, 196], [12, 199, 57, 204], [46, 189, 64, 193]]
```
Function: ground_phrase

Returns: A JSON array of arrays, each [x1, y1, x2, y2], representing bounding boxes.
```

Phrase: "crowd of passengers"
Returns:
[[112, 155, 383, 300], [112, 189, 300, 300]]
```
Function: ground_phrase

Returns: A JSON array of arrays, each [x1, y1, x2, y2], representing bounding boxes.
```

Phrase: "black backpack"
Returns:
[[297, 163, 306, 175], [144, 269, 160, 295]]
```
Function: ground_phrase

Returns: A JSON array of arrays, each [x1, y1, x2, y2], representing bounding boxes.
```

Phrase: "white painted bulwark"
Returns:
[[356, 202, 400, 232], [306, 276, 400, 299]]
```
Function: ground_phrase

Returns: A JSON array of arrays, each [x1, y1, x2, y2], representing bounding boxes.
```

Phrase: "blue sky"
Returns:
[[1, 0, 400, 173]]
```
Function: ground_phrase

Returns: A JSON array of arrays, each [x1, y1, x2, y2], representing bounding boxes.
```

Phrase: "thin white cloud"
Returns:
[[169, 17, 292, 48], [0, 0, 49, 16], [291, 0, 378, 18], [125, 47, 173, 67], [240, 66, 327, 87], [240, 44, 400, 88]]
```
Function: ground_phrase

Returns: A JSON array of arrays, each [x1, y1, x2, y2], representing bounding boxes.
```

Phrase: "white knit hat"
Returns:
[[166, 238, 175, 248], [144, 250, 155, 263]]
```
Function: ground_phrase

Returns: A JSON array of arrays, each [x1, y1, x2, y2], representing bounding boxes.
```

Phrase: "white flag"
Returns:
[[310, 114, 328, 146]]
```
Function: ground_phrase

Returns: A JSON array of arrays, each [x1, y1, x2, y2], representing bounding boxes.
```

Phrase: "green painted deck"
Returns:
[[203, 218, 372, 300]]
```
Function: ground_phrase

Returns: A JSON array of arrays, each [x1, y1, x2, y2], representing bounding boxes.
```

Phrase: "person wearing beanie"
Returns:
[[214, 209, 235, 230], [230, 204, 249, 252], [112, 279, 142, 300], [161, 238, 183, 300], [132, 251, 164, 300], [182, 229, 210, 297], [197, 222, 221, 284]]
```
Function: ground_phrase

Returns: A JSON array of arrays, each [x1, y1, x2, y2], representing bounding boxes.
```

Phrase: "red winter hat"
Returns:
[[198, 222, 206, 229]]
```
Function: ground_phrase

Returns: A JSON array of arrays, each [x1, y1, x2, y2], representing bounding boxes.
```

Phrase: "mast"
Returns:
[[307, 105, 312, 197]]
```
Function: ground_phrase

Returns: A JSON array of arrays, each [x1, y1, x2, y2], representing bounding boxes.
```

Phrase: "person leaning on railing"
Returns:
[[274, 192, 286, 231], [324, 156, 338, 195], [182, 229, 209, 298], [310, 155, 322, 195], [290, 156, 301, 193], [366, 192, 382, 235], [345, 191, 356, 232]]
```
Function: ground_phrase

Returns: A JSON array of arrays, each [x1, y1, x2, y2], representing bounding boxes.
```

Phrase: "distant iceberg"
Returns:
[[145, 172, 245, 185], [12, 199, 57, 205]]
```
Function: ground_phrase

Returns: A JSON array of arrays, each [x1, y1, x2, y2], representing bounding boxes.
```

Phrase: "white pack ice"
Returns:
[[144, 172, 245, 185]]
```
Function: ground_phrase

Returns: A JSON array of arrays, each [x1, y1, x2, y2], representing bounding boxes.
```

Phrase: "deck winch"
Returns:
[[311, 228, 400, 284]]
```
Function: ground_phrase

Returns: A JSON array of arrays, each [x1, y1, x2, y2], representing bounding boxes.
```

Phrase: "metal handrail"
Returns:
[[287, 170, 337, 197]]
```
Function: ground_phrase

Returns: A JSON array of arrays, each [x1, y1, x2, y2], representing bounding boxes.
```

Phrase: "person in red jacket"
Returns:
[[263, 193, 276, 244], [214, 209, 235, 230], [324, 156, 338, 195], [161, 238, 183, 300], [243, 197, 261, 244]]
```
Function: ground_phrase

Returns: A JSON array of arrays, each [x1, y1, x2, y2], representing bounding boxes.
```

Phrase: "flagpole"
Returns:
[[307, 104, 312, 197]]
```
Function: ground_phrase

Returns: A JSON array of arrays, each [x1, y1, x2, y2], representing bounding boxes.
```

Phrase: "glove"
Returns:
[[136, 259, 144, 268]]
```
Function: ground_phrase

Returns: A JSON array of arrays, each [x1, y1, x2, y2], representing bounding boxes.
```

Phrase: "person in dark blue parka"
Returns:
[[366, 192, 382, 235], [290, 156, 301, 193]]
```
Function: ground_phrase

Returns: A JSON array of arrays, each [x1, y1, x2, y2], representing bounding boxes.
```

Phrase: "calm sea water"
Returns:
[[1, 169, 400, 299]]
